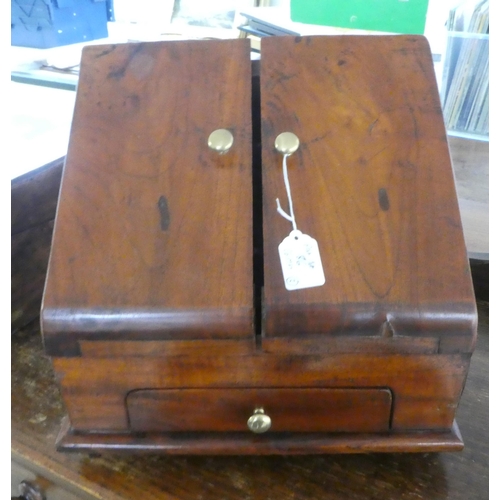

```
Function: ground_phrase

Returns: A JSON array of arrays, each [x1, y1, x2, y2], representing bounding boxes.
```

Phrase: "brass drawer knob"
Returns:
[[247, 407, 271, 434]]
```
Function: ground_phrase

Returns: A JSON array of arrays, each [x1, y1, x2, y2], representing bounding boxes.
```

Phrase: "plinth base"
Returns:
[[56, 417, 464, 455]]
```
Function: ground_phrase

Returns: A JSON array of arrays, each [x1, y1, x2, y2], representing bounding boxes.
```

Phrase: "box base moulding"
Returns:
[[56, 417, 464, 455]]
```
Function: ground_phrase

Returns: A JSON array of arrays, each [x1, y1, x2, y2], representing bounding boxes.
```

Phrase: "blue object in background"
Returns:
[[11, 0, 111, 48]]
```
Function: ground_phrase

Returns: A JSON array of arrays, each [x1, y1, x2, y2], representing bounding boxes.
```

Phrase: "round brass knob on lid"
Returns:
[[247, 407, 271, 434], [275, 132, 300, 155], [208, 129, 234, 154]]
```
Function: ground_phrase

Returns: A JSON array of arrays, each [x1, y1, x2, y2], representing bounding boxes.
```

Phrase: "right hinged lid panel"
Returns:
[[260, 35, 476, 342]]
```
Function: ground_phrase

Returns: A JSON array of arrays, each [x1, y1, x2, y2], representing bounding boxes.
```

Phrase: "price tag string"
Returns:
[[274, 149, 326, 291], [276, 153, 298, 231]]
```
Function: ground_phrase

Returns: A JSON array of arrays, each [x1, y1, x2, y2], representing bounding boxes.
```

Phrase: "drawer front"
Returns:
[[127, 388, 392, 433]]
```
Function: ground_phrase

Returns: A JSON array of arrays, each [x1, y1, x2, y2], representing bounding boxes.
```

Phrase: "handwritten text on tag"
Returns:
[[278, 230, 326, 291]]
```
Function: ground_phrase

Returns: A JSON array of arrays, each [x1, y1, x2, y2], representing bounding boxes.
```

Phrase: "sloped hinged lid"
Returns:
[[42, 39, 254, 355], [260, 35, 476, 340]]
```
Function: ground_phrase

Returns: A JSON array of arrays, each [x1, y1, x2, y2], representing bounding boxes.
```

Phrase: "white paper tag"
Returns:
[[278, 230, 326, 291]]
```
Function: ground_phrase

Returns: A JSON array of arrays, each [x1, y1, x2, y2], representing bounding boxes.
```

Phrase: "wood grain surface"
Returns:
[[52, 350, 468, 432], [126, 388, 392, 432], [11, 302, 488, 499], [260, 36, 476, 338], [56, 421, 464, 455], [11, 156, 64, 235], [41, 40, 254, 344], [12, 35, 489, 498], [11, 157, 64, 332], [33, 37, 478, 456]]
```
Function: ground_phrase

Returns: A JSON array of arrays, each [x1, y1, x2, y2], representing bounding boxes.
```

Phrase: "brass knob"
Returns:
[[275, 132, 300, 155], [247, 407, 271, 434], [208, 129, 233, 154]]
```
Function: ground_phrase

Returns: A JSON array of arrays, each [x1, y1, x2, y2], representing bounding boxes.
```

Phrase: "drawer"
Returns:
[[126, 388, 392, 433]]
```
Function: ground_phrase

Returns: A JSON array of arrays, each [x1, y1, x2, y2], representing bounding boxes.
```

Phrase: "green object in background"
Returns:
[[290, 0, 430, 35]]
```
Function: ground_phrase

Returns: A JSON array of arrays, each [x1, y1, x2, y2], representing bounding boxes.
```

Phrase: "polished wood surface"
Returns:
[[12, 36, 488, 495], [79, 338, 257, 357], [12, 302, 488, 498], [53, 350, 468, 433], [42, 39, 254, 348], [126, 388, 392, 433], [57, 421, 464, 455], [36, 37, 477, 453], [11, 157, 64, 333], [260, 36, 476, 338], [11, 157, 64, 235]]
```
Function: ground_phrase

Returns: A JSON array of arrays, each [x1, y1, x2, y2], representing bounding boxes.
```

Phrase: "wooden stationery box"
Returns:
[[41, 36, 477, 454]]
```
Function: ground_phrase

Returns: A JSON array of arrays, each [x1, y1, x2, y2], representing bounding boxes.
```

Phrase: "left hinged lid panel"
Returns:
[[41, 39, 254, 356]]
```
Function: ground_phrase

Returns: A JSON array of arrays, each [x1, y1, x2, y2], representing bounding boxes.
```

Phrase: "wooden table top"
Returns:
[[12, 302, 488, 500]]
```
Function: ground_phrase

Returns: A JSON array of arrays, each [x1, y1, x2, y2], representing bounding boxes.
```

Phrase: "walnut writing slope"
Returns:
[[41, 36, 477, 454]]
